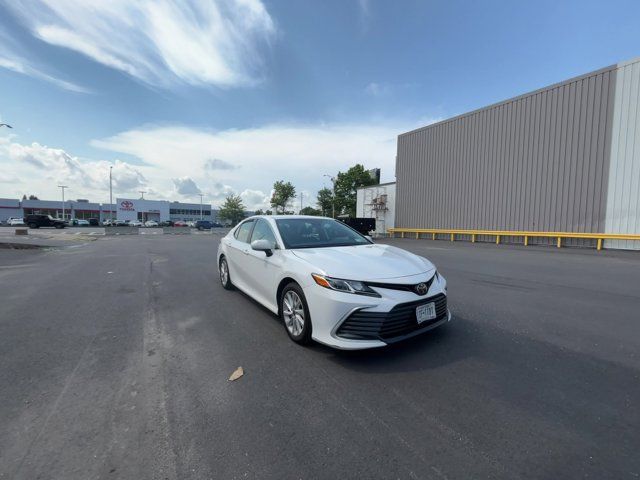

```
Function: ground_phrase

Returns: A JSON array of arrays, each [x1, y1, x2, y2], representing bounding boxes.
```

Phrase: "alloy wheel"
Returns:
[[282, 290, 305, 336]]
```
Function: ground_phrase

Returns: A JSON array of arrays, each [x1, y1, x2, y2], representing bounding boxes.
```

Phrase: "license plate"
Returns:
[[416, 302, 436, 323]]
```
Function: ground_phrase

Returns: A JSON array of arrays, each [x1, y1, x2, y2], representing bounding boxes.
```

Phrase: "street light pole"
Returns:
[[58, 185, 68, 221], [198, 193, 204, 220], [139, 191, 146, 223], [323, 174, 336, 218], [109, 166, 113, 222]]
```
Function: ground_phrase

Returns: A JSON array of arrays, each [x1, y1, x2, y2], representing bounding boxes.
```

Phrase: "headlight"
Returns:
[[311, 274, 381, 297]]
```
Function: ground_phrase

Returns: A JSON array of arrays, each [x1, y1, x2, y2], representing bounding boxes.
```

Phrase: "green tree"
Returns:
[[270, 180, 296, 214], [299, 206, 321, 216], [333, 164, 376, 217], [218, 194, 246, 226], [254, 208, 264, 215], [317, 187, 334, 217]]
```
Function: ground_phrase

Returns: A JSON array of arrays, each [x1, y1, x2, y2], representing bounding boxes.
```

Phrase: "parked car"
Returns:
[[25, 214, 66, 229], [144, 220, 159, 227], [217, 216, 450, 349], [114, 219, 128, 226], [211, 222, 223, 228], [89, 218, 100, 226], [195, 220, 212, 230], [160, 220, 174, 227], [8, 217, 25, 226], [129, 220, 143, 227], [173, 220, 187, 227], [187, 221, 196, 228], [76, 219, 90, 226]]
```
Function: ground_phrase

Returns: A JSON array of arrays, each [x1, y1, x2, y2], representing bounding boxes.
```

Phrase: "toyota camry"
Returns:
[[217, 216, 450, 349]]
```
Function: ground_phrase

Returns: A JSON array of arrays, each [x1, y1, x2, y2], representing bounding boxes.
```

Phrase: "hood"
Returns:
[[291, 244, 435, 281]]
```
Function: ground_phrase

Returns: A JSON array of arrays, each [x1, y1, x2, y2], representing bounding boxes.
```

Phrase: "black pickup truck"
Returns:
[[25, 214, 66, 229]]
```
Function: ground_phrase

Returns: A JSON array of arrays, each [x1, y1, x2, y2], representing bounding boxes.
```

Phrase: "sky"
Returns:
[[0, 0, 639, 210]]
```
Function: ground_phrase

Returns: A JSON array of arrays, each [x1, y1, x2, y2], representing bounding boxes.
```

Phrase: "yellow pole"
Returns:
[[496, 235, 500, 245], [432, 233, 436, 240], [416, 232, 419, 239], [472, 234, 476, 243], [524, 235, 528, 246], [597, 238, 602, 251], [450, 233, 454, 242], [401, 231, 404, 238], [557, 237, 561, 248]]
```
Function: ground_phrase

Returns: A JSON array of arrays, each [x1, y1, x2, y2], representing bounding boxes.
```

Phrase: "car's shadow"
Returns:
[[308, 318, 473, 374], [229, 285, 471, 374]]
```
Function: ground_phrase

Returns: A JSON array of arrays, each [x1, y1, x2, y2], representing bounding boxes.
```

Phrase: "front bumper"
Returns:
[[303, 272, 450, 350]]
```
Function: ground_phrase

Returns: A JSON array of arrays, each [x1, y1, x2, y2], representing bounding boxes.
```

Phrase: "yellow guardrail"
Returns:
[[387, 228, 640, 251]]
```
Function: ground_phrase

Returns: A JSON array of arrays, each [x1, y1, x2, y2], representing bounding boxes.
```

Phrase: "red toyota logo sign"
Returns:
[[119, 200, 135, 211]]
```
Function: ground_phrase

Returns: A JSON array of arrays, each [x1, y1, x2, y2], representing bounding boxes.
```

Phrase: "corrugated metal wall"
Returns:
[[396, 65, 618, 245], [605, 59, 640, 250]]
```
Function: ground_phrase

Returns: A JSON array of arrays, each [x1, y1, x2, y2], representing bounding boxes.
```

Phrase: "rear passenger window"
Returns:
[[235, 221, 254, 243]]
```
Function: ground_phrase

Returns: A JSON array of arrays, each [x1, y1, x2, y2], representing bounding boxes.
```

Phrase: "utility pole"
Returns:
[[198, 193, 204, 219], [139, 191, 146, 223], [109, 166, 113, 222], [300, 191, 303, 213], [323, 174, 336, 218], [58, 185, 68, 221]]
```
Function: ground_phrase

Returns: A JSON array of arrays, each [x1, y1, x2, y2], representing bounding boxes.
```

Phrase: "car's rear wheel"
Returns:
[[280, 283, 312, 345], [219, 257, 234, 290], [28, 223, 38, 229]]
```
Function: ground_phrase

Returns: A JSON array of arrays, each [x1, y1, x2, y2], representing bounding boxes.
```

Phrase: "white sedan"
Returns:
[[217, 216, 450, 349], [8, 218, 25, 226]]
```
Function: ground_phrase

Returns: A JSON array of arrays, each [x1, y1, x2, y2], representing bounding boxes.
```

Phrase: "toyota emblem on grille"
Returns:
[[415, 283, 428, 295]]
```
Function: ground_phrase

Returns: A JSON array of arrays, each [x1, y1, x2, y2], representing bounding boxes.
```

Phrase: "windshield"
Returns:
[[275, 218, 371, 249]]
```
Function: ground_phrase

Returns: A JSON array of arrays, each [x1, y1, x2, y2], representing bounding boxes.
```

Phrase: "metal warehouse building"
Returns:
[[395, 57, 640, 249]]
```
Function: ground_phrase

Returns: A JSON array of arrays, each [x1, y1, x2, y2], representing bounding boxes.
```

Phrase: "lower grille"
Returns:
[[336, 294, 447, 341]]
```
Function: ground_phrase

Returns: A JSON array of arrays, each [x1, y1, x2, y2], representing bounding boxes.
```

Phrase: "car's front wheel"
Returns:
[[219, 257, 234, 290], [280, 283, 312, 345]]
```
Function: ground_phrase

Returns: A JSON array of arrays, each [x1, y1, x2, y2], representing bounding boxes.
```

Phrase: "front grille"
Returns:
[[366, 274, 435, 295], [336, 294, 447, 341]]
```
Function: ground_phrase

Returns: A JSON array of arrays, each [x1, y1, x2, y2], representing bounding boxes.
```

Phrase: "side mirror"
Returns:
[[365, 235, 373, 243], [251, 239, 274, 257]]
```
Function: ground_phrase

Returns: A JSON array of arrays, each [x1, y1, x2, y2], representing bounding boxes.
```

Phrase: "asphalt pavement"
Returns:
[[0, 235, 638, 479]]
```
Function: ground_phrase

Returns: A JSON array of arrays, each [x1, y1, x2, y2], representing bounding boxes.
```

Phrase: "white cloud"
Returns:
[[0, 140, 145, 199], [7, 0, 276, 89], [173, 176, 202, 196], [92, 120, 438, 207], [1, 119, 440, 206], [365, 82, 389, 97], [240, 189, 270, 210]]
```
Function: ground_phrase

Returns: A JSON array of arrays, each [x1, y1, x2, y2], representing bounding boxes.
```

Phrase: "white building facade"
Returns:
[[356, 182, 396, 237], [116, 198, 170, 223]]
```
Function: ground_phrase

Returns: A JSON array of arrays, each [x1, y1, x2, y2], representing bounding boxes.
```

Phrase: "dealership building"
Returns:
[[0, 197, 217, 224], [395, 57, 640, 249]]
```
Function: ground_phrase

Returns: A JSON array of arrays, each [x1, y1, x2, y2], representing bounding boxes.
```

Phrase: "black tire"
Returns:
[[219, 257, 234, 290], [28, 223, 38, 229], [55, 224, 63, 229], [279, 282, 312, 345], [198, 226, 203, 231]]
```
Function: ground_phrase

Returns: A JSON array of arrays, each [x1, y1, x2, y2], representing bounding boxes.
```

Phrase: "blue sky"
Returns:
[[1, 0, 638, 209]]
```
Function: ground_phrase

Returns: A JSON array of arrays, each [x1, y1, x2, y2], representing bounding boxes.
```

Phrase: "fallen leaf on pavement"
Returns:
[[229, 366, 244, 381]]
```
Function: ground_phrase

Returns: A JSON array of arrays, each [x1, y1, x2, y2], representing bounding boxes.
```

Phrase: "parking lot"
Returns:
[[1, 234, 639, 479]]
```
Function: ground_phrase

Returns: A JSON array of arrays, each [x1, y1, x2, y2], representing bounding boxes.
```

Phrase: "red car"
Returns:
[[173, 220, 187, 227]]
